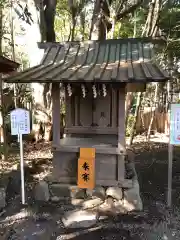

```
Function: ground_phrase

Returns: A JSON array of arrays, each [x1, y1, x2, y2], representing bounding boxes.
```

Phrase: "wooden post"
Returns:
[[111, 88, 117, 128], [75, 96, 79, 126], [118, 87, 126, 181], [0, 75, 8, 161], [52, 83, 60, 145], [118, 87, 126, 148], [167, 142, 173, 207]]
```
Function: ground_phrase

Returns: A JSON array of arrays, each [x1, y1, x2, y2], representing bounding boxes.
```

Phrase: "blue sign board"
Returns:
[[170, 104, 180, 145]]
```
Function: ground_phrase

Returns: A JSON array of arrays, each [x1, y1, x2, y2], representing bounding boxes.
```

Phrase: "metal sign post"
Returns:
[[10, 108, 30, 205], [168, 104, 180, 207], [167, 142, 173, 207], [19, 132, 25, 204]]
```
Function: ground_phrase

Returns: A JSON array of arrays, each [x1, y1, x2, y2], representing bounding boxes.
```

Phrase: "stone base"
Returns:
[[33, 175, 143, 213], [33, 149, 142, 213], [61, 180, 143, 229]]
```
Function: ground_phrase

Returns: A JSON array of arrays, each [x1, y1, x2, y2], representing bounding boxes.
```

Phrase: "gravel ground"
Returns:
[[1, 137, 180, 239]]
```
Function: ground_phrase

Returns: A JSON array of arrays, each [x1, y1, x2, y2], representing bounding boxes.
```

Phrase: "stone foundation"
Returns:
[[33, 149, 142, 213], [34, 179, 142, 213]]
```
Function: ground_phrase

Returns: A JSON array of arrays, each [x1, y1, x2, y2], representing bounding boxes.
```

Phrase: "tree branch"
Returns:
[[116, 0, 143, 21]]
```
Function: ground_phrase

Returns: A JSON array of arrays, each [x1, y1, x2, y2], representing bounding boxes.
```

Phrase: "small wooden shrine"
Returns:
[[4, 38, 169, 189]]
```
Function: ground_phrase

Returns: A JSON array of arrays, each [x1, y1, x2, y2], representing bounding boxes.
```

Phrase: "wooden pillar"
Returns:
[[75, 96, 79, 126], [65, 96, 71, 128], [0, 76, 8, 161], [111, 88, 117, 128], [118, 87, 126, 149], [117, 87, 126, 181], [52, 83, 60, 145]]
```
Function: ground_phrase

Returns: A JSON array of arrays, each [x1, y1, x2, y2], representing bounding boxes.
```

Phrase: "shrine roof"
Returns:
[[4, 38, 169, 83], [0, 56, 20, 73]]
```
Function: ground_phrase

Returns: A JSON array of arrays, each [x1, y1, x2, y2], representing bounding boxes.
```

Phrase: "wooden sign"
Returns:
[[77, 148, 95, 189]]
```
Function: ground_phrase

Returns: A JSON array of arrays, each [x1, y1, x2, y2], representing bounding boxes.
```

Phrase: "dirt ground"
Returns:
[[1, 136, 180, 239]]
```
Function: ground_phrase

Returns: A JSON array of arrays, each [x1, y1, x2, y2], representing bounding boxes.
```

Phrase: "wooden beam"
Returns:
[[118, 87, 126, 148], [52, 83, 60, 145], [126, 83, 146, 92], [64, 126, 118, 134]]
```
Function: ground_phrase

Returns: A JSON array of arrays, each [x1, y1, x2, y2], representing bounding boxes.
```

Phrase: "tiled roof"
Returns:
[[0, 56, 20, 73], [4, 38, 169, 83]]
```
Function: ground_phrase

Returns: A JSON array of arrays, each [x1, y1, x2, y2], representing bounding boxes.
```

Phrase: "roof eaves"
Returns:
[[0, 56, 20, 72]]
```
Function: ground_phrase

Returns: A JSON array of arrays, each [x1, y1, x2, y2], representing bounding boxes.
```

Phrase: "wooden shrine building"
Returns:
[[4, 38, 169, 189]]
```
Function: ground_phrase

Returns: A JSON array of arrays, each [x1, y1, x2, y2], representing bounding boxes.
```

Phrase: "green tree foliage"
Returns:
[[159, 4, 180, 64]]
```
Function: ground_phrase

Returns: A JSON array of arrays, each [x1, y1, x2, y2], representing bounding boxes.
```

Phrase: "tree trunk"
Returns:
[[150, 0, 161, 37], [90, 0, 102, 40], [90, 0, 110, 40], [89, 0, 97, 40], [133, 10, 137, 37], [71, 17, 77, 41], [142, 0, 161, 37], [142, 0, 154, 36], [67, 27, 71, 41], [44, 0, 57, 42], [128, 0, 162, 145], [125, 9, 138, 132], [147, 83, 158, 141], [110, 9, 116, 39], [125, 92, 133, 127], [129, 92, 143, 145], [68, 0, 78, 41], [10, 0, 17, 108], [39, 0, 47, 42], [80, 11, 85, 41]]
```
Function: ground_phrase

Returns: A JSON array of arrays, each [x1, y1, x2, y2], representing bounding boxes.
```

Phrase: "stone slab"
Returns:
[[62, 209, 98, 228], [82, 198, 103, 209], [86, 187, 105, 200], [71, 199, 84, 206], [124, 180, 143, 211], [34, 181, 50, 202], [49, 184, 85, 199], [0, 188, 6, 210], [106, 187, 123, 200]]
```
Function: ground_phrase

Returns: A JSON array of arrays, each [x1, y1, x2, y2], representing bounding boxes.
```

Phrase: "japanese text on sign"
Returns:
[[81, 162, 90, 182], [78, 148, 95, 189], [170, 104, 180, 145], [10, 108, 30, 135]]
